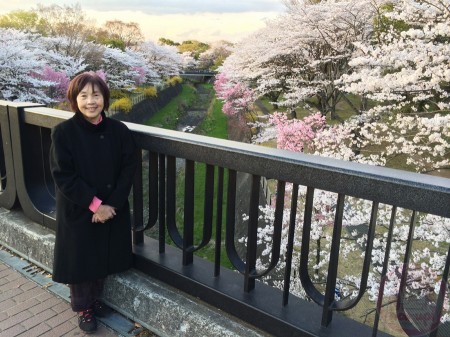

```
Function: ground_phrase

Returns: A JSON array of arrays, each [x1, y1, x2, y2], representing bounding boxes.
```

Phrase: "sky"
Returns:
[[0, 0, 286, 43]]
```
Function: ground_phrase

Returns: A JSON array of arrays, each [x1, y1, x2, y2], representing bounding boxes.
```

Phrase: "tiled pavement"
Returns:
[[0, 260, 126, 337], [0, 247, 151, 337]]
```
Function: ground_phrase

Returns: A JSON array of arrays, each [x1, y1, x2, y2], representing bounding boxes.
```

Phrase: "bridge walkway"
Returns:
[[0, 247, 154, 337]]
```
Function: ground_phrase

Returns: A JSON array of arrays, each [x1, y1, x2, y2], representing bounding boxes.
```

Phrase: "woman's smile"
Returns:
[[76, 84, 104, 123]]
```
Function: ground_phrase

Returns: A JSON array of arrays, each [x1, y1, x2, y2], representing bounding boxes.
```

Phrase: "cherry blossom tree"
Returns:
[[0, 24, 180, 102], [221, 0, 383, 118], [132, 66, 147, 86], [125, 48, 160, 86], [101, 46, 158, 90], [214, 72, 255, 117], [0, 2, 194, 107], [340, 0, 450, 118], [38, 65, 69, 102], [0, 28, 53, 103], [220, 25, 284, 108], [198, 40, 233, 70], [37, 35, 87, 77], [136, 41, 183, 82], [179, 52, 198, 71], [268, 112, 326, 152]]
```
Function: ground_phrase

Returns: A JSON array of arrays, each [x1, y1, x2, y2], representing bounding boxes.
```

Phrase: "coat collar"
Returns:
[[73, 111, 107, 132]]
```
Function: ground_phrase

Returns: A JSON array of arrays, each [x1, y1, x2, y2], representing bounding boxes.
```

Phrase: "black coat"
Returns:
[[50, 112, 138, 284]]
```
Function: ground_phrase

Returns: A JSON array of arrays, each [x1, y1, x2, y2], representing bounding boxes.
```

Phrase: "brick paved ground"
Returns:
[[0, 261, 123, 337]]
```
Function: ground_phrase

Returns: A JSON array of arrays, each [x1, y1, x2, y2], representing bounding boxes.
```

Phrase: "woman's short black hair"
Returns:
[[67, 71, 110, 113]]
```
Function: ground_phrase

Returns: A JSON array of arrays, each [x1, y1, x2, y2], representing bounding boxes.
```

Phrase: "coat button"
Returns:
[[107, 184, 112, 189], [100, 135, 104, 139]]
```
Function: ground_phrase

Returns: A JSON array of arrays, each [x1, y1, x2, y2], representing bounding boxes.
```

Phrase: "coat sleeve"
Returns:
[[104, 123, 139, 209], [50, 125, 96, 209]]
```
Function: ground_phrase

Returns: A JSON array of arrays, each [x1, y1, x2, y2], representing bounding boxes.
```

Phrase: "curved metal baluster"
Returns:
[[396, 210, 427, 336], [233, 173, 286, 292], [372, 206, 397, 337], [300, 192, 379, 326], [158, 153, 166, 253], [429, 244, 450, 337], [182, 159, 195, 265], [244, 174, 261, 291], [299, 186, 323, 302], [283, 183, 299, 306], [133, 151, 166, 243], [165, 158, 214, 265], [181, 162, 214, 255], [331, 201, 379, 310], [197, 163, 214, 250], [225, 170, 285, 285], [225, 169, 246, 273], [0, 133, 7, 192], [132, 151, 143, 231], [131, 150, 144, 244], [166, 155, 182, 247], [146, 151, 159, 229], [253, 179, 285, 277], [214, 166, 224, 277], [321, 193, 345, 326]]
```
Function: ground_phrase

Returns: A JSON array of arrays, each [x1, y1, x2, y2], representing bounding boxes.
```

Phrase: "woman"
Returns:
[[50, 71, 138, 333]]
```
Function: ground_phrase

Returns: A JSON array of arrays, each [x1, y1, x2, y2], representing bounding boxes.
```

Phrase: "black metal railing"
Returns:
[[0, 100, 449, 337]]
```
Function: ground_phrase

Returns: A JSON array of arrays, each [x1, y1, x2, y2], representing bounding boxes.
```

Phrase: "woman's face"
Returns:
[[76, 83, 104, 123]]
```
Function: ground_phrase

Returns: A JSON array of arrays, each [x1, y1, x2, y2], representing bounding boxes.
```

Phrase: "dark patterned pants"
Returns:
[[69, 278, 104, 312]]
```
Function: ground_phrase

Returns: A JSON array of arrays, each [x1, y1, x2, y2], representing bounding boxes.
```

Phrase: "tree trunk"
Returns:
[[359, 96, 368, 113], [288, 107, 296, 119], [330, 94, 337, 120]]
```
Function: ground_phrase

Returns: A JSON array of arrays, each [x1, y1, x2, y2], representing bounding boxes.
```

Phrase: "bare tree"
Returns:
[[33, 3, 96, 59], [103, 20, 144, 47]]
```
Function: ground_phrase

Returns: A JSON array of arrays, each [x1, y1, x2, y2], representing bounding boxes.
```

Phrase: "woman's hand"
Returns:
[[92, 204, 116, 223]]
